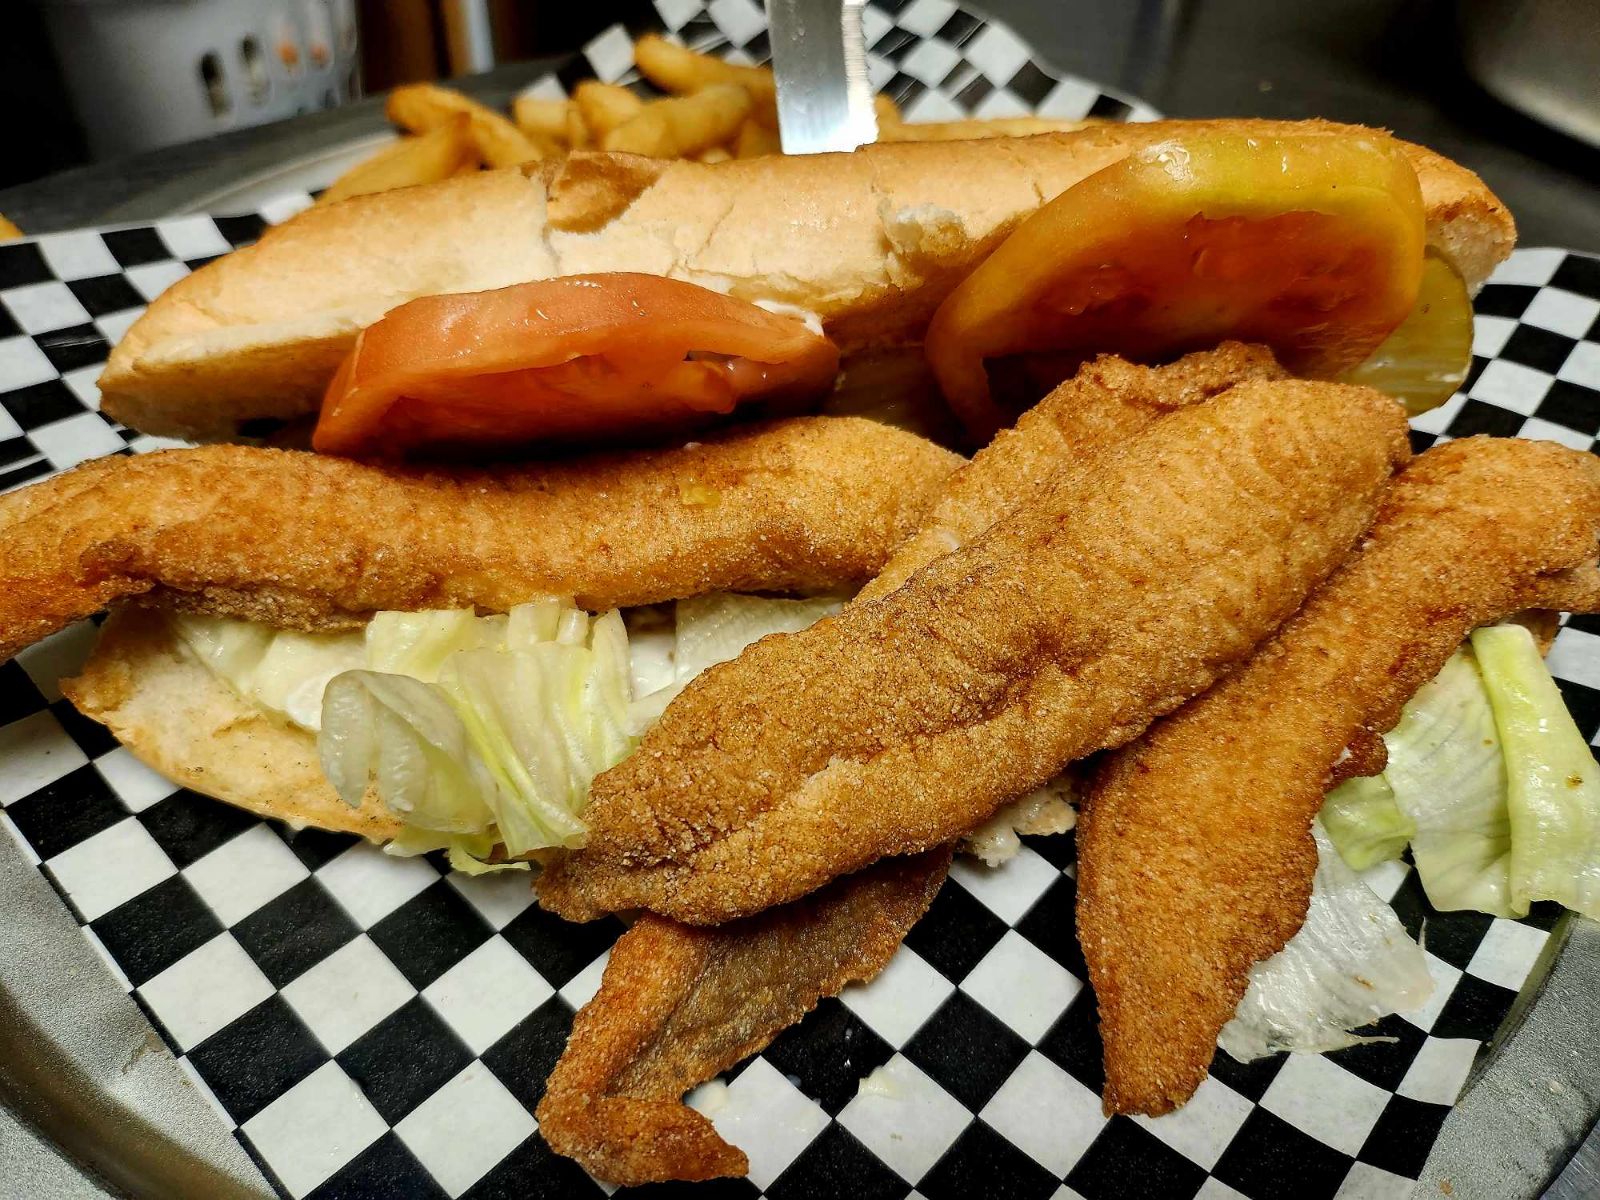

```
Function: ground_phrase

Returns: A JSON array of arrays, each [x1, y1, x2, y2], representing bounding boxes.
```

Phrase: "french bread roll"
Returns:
[[99, 119, 1514, 442], [63, 607, 400, 839]]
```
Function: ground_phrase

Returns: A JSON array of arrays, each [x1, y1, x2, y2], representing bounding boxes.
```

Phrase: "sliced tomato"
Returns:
[[925, 132, 1427, 439], [313, 273, 841, 458]]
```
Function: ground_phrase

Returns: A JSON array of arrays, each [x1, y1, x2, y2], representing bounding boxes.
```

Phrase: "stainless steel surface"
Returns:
[[767, 0, 878, 155], [1422, 914, 1600, 1198], [1, 1111, 114, 1200], [0, 823, 271, 1200], [1546, 1121, 1600, 1200], [40, 0, 359, 159], [1458, 0, 1600, 151]]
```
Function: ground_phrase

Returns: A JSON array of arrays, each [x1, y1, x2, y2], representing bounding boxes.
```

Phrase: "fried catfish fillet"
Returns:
[[0, 417, 961, 662], [535, 346, 1286, 1184], [1077, 436, 1600, 1118], [536, 849, 949, 1185], [538, 378, 1410, 925], [855, 341, 1287, 603]]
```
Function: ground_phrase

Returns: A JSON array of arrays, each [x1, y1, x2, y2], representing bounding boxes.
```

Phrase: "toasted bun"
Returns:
[[100, 120, 1514, 442], [63, 607, 401, 840]]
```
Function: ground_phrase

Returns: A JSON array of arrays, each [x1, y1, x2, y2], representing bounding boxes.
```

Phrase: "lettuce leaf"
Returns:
[[320, 600, 634, 859], [1319, 771, 1413, 870], [172, 613, 365, 732], [1472, 624, 1600, 919], [672, 593, 843, 681], [1219, 822, 1432, 1061], [319, 670, 498, 831], [182, 591, 842, 869], [1384, 648, 1524, 917], [365, 609, 494, 680]]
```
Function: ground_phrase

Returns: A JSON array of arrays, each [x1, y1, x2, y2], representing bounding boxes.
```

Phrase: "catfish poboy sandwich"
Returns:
[[11, 116, 1600, 1188], [7, 118, 1514, 869]]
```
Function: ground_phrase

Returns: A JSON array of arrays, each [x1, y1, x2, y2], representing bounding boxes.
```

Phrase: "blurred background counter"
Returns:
[[1, 0, 1597, 250]]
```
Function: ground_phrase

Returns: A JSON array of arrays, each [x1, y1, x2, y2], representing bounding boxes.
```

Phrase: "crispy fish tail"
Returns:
[[536, 849, 950, 1185], [539, 378, 1410, 924], [1078, 435, 1600, 1117], [0, 417, 961, 663]]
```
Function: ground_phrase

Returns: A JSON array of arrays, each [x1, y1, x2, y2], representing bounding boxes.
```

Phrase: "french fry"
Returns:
[[880, 116, 1096, 142], [603, 84, 752, 158], [574, 81, 645, 139], [512, 94, 572, 145], [566, 105, 593, 150], [385, 81, 493, 133], [633, 34, 777, 107], [695, 145, 733, 164], [386, 82, 546, 167], [319, 117, 477, 204], [0, 214, 21, 241], [467, 113, 548, 167], [733, 118, 782, 158]]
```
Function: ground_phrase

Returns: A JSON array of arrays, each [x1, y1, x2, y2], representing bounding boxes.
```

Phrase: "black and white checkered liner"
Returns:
[[4, 221, 1597, 1200], [4, 8, 1600, 1195]]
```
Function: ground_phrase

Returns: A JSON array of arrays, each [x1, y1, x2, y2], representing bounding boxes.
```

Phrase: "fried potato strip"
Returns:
[[1078, 436, 1600, 1117], [601, 84, 752, 158], [538, 379, 1410, 925], [318, 117, 477, 205], [0, 417, 961, 663], [632, 34, 777, 111], [537, 849, 949, 1185], [386, 81, 547, 167]]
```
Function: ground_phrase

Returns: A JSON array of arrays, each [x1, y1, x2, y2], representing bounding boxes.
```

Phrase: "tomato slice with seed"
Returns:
[[313, 273, 840, 459], [1338, 251, 1473, 416], [925, 132, 1427, 439]]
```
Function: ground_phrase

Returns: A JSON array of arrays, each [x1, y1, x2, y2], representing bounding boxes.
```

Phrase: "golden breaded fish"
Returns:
[[534, 345, 1287, 1184], [0, 417, 962, 663], [1077, 436, 1600, 1118], [856, 341, 1286, 603], [537, 849, 949, 1185], [538, 378, 1411, 925]]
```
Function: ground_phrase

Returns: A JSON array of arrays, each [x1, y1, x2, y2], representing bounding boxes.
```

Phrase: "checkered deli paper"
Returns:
[[3, 7, 1600, 1200]]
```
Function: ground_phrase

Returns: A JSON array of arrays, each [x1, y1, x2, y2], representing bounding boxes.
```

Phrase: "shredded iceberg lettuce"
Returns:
[[1319, 772, 1413, 871], [1219, 822, 1433, 1061], [171, 613, 365, 731], [1317, 629, 1600, 923], [1472, 624, 1600, 920], [320, 603, 631, 859], [175, 591, 839, 869], [365, 609, 497, 679], [1318, 652, 1516, 915], [320, 670, 500, 829], [672, 593, 843, 680]]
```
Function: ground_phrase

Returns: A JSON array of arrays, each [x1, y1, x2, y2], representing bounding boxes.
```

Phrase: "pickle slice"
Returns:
[[1338, 251, 1473, 416]]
